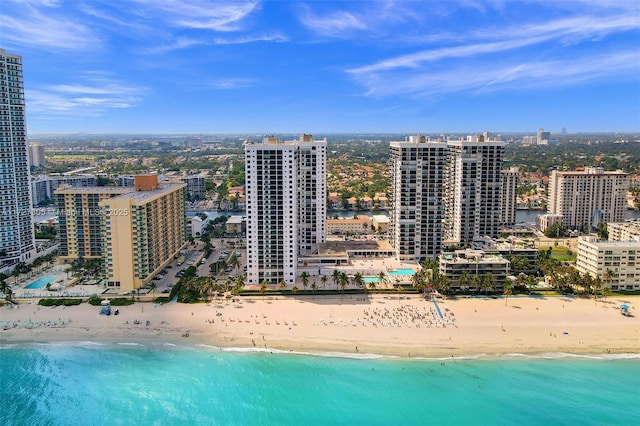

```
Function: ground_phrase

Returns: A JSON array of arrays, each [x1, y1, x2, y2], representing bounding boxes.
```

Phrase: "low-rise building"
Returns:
[[575, 236, 640, 290], [537, 213, 563, 232], [226, 215, 246, 234], [439, 249, 510, 290], [371, 215, 390, 233], [327, 216, 372, 235], [607, 221, 640, 241]]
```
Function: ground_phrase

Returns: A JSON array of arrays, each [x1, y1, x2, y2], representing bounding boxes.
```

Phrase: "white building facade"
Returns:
[[500, 167, 519, 226], [548, 167, 629, 231], [244, 135, 326, 285], [0, 49, 36, 268], [576, 236, 640, 290]]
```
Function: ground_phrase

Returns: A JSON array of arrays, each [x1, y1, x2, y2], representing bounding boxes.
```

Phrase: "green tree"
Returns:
[[339, 272, 349, 298], [300, 271, 310, 291], [503, 281, 513, 305], [320, 275, 328, 289], [353, 272, 364, 290], [332, 269, 341, 290], [260, 279, 268, 299]]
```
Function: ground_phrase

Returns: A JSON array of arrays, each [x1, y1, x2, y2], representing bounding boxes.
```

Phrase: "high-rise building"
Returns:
[[548, 167, 629, 231], [244, 135, 326, 285], [0, 49, 36, 269], [443, 135, 505, 245], [100, 174, 186, 293], [537, 128, 550, 145], [389, 135, 447, 261], [31, 174, 96, 206], [28, 143, 45, 167], [54, 186, 131, 261], [500, 167, 519, 226]]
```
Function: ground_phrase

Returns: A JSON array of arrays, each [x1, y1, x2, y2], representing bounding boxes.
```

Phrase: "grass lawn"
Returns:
[[539, 246, 577, 262]]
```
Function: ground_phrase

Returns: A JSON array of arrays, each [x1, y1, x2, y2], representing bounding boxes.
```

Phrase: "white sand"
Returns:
[[1, 295, 638, 357]]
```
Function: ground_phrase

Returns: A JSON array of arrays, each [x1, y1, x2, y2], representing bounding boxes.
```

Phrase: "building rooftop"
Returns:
[[54, 186, 132, 195], [112, 183, 186, 203], [316, 240, 394, 257]]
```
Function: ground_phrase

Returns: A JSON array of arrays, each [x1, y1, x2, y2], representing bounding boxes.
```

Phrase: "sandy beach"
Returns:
[[1, 295, 638, 357]]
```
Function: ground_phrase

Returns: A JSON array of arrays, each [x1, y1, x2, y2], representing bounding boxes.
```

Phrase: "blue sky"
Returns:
[[2, 0, 639, 134]]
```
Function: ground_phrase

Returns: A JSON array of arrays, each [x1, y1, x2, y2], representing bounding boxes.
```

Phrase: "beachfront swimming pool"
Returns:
[[387, 268, 415, 276], [24, 275, 57, 289], [362, 276, 382, 283]]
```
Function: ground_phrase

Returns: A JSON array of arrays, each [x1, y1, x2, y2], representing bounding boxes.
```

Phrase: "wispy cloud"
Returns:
[[27, 75, 146, 117], [355, 50, 640, 98], [129, 0, 259, 32], [298, 6, 368, 38], [346, 5, 640, 99], [0, 1, 98, 50], [208, 78, 257, 89], [349, 14, 640, 75]]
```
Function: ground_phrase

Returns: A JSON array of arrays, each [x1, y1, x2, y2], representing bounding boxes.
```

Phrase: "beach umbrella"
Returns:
[[620, 304, 630, 309]]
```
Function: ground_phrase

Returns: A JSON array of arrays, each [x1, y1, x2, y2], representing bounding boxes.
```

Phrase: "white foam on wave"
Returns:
[[116, 342, 144, 347]]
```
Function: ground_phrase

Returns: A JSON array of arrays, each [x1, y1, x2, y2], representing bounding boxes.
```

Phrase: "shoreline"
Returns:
[[2, 294, 638, 359]]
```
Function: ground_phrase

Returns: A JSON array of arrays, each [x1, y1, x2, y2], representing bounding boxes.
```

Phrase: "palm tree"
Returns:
[[234, 274, 246, 294], [353, 272, 364, 290], [228, 254, 241, 273], [368, 281, 377, 292], [411, 271, 425, 294], [292, 285, 299, 295], [339, 272, 348, 298], [320, 275, 328, 290], [470, 274, 481, 293], [300, 271, 310, 292], [148, 281, 157, 299], [396, 284, 403, 302], [459, 270, 469, 290], [260, 279, 268, 299], [592, 276, 603, 305], [377, 271, 387, 288], [311, 282, 317, 299], [603, 269, 614, 289], [332, 269, 341, 290], [277, 279, 287, 292], [483, 273, 496, 296], [503, 281, 513, 305], [436, 274, 451, 299]]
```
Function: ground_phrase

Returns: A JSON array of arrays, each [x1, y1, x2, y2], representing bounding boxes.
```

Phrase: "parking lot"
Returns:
[[146, 238, 245, 295]]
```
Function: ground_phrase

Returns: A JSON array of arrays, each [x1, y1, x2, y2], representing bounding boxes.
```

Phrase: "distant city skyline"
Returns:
[[2, 1, 639, 134]]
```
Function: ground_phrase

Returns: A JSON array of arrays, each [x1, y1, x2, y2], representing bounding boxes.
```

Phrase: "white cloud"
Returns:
[[298, 7, 368, 37], [0, 3, 98, 50], [208, 78, 256, 89], [129, 0, 259, 32], [26, 75, 145, 117], [355, 50, 640, 98]]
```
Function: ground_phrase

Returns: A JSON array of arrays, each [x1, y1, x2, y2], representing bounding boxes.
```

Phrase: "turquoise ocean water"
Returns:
[[1, 343, 638, 426]]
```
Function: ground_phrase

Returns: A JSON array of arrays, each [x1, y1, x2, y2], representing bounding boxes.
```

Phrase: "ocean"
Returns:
[[1, 343, 638, 425]]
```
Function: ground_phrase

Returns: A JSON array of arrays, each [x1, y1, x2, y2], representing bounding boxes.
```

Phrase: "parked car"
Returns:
[[154, 275, 163, 280]]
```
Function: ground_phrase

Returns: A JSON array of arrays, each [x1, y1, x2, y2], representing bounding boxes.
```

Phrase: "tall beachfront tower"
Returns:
[[548, 167, 629, 231], [245, 135, 327, 286], [443, 135, 505, 245], [0, 49, 36, 268], [390, 135, 447, 261], [500, 167, 519, 226]]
